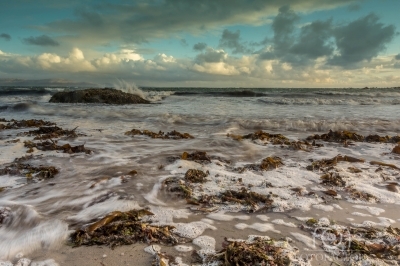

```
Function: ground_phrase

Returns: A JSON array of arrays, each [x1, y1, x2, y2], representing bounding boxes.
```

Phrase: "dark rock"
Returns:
[[49, 88, 150, 104]]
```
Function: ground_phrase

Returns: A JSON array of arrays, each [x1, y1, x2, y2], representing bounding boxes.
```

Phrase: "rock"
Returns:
[[392, 145, 400, 154], [49, 88, 150, 104]]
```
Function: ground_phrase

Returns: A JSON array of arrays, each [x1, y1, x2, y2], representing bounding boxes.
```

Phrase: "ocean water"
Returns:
[[0, 87, 400, 264]]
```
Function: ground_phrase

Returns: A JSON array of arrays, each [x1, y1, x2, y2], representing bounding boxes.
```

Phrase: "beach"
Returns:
[[0, 87, 400, 265]]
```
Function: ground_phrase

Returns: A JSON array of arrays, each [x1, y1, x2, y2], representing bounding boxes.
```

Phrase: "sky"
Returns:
[[0, 0, 399, 88]]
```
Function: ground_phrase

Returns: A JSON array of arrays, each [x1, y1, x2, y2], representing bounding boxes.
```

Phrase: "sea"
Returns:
[[0, 86, 399, 265]]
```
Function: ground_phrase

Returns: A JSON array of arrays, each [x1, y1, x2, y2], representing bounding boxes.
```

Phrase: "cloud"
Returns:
[[180, 39, 188, 47], [0, 33, 11, 41], [195, 47, 227, 63], [44, 0, 360, 45], [23, 35, 60, 46], [218, 29, 251, 54], [193, 42, 207, 51], [329, 14, 396, 66], [347, 4, 361, 11], [395, 54, 400, 60]]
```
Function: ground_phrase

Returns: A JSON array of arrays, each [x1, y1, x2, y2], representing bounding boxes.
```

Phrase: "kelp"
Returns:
[[207, 237, 291, 266], [125, 129, 194, 139], [23, 140, 92, 154], [0, 207, 11, 226], [237, 156, 284, 172], [220, 188, 274, 212], [184, 169, 208, 183], [307, 155, 365, 172], [370, 161, 400, 170], [307, 130, 400, 144], [70, 209, 180, 248], [0, 119, 55, 130], [0, 163, 59, 179], [181, 151, 211, 163], [303, 220, 400, 262], [393, 145, 400, 154], [320, 172, 346, 187], [345, 186, 378, 202], [162, 177, 193, 199], [21, 126, 80, 140]]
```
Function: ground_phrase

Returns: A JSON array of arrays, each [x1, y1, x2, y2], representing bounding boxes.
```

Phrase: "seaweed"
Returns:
[[370, 161, 400, 170], [23, 140, 92, 154], [220, 188, 274, 212], [207, 237, 290, 266], [393, 145, 400, 154], [162, 177, 193, 199], [307, 130, 400, 144], [0, 119, 55, 130], [21, 126, 80, 140], [307, 155, 365, 172], [125, 129, 194, 139], [237, 156, 284, 172], [70, 209, 180, 248], [181, 151, 211, 163], [184, 169, 208, 183], [0, 207, 11, 226], [0, 163, 59, 179], [320, 172, 346, 187], [345, 187, 378, 202]]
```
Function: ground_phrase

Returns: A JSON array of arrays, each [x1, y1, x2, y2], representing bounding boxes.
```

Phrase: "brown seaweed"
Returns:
[[307, 130, 400, 144], [125, 129, 194, 139], [237, 156, 284, 172], [181, 151, 211, 163], [207, 237, 290, 266], [370, 161, 400, 170], [23, 140, 92, 154], [70, 209, 180, 248], [320, 172, 346, 187], [0, 163, 59, 179], [0, 119, 55, 130], [184, 169, 208, 183], [21, 126, 80, 140], [307, 155, 365, 172], [220, 188, 274, 212]]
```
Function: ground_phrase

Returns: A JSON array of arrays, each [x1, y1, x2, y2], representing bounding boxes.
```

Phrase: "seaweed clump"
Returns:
[[306, 155, 365, 172], [125, 129, 194, 139], [220, 188, 274, 212], [70, 209, 180, 248], [237, 156, 284, 173], [307, 130, 400, 144], [0, 119, 55, 130], [303, 219, 400, 263], [21, 126, 80, 140], [24, 140, 91, 154], [0, 163, 59, 179], [0, 207, 11, 226], [181, 151, 211, 163], [184, 169, 208, 183], [207, 237, 291, 266]]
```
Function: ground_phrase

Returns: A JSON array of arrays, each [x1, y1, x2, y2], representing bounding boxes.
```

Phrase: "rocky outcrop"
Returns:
[[49, 88, 150, 104]]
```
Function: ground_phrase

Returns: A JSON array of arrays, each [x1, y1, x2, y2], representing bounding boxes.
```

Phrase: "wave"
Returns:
[[0, 87, 53, 97], [257, 97, 400, 106], [174, 90, 266, 97]]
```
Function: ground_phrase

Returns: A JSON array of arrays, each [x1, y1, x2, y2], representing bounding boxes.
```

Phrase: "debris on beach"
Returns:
[[181, 151, 211, 163], [203, 236, 309, 266], [306, 155, 365, 172], [307, 130, 400, 144], [125, 129, 194, 139], [220, 188, 274, 212], [21, 126, 81, 140], [370, 161, 400, 170], [301, 218, 400, 265], [236, 156, 284, 172], [70, 209, 181, 248], [393, 145, 400, 154], [184, 169, 208, 183], [228, 130, 316, 151], [0, 163, 59, 179], [320, 172, 347, 187], [163, 176, 194, 199], [23, 140, 92, 154], [0, 119, 55, 130], [345, 186, 378, 202]]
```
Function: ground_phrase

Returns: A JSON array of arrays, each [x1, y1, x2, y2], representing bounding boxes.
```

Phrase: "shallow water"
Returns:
[[0, 87, 399, 265]]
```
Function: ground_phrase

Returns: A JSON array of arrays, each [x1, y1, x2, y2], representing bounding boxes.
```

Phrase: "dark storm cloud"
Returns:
[[259, 7, 395, 67], [328, 14, 396, 66], [23, 35, 60, 46], [0, 33, 11, 41], [45, 0, 360, 44], [218, 29, 251, 54], [193, 42, 207, 51], [395, 54, 400, 60], [259, 6, 333, 63], [290, 20, 334, 59]]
